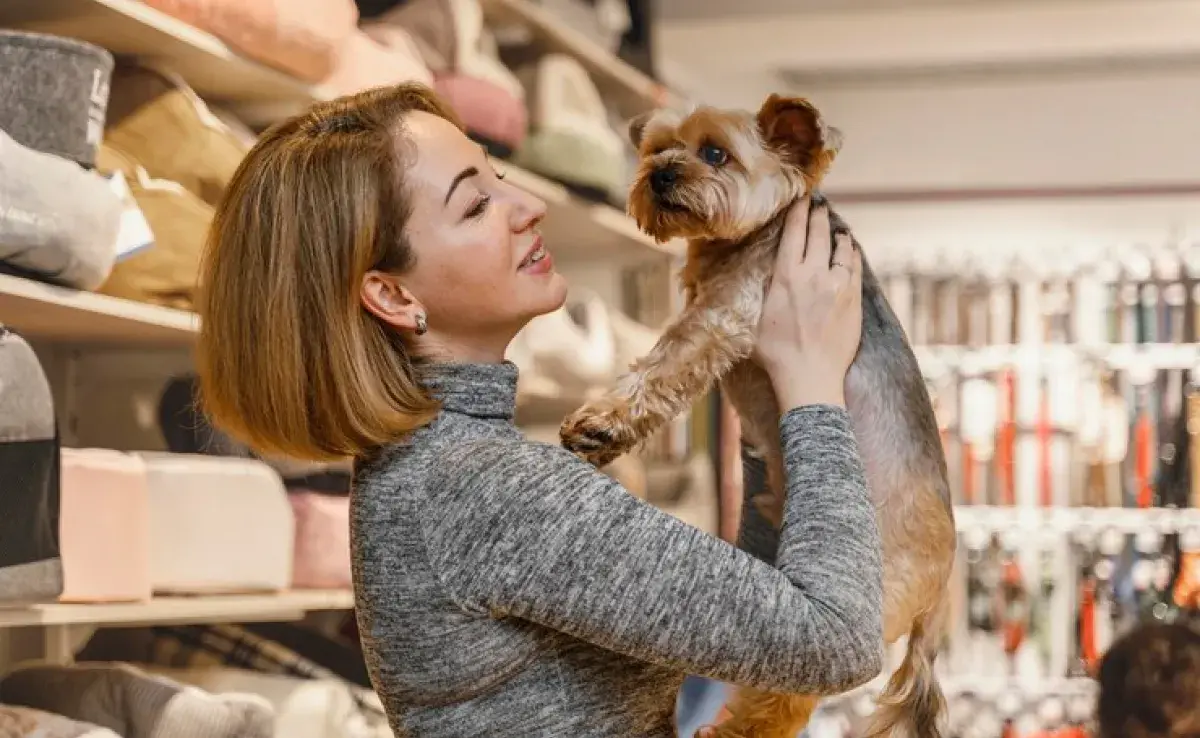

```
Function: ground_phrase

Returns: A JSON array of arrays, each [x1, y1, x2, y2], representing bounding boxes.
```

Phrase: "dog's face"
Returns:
[[626, 94, 842, 243]]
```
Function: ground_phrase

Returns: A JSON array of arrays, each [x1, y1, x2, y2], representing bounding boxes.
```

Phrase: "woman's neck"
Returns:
[[419, 332, 513, 365]]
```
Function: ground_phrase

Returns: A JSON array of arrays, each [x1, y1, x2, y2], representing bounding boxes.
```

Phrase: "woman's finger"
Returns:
[[802, 204, 833, 270], [830, 232, 856, 287], [775, 196, 812, 267]]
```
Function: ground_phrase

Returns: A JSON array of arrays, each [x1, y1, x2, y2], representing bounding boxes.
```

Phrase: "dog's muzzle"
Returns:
[[650, 165, 679, 196]]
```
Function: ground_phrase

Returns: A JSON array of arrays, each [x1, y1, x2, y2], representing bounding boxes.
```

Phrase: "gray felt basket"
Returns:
[[0, 31, 114, 167]]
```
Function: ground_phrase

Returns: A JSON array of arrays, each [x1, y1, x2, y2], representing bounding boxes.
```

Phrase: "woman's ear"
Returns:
[[361, 271, 425, 334]]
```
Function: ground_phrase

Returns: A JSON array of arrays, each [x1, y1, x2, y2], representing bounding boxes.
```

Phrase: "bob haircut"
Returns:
[[197, 84, 463, 461]]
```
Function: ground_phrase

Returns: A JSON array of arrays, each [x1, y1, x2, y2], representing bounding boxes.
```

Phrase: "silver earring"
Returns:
[[415, 313, 428, 336]]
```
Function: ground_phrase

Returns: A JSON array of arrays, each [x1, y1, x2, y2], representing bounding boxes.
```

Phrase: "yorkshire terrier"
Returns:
[[559, 95, 957, 738]]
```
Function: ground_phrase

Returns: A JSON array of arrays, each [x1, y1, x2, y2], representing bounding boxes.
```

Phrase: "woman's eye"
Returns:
[[699, 145, 728, 166], [466, 195, 490, 219]]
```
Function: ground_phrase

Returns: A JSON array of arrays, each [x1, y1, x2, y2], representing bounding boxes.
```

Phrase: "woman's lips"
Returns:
[[518, 237, 553, 275]]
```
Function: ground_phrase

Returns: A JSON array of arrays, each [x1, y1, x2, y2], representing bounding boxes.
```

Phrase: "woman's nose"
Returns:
[[510, 185, 547, 233]]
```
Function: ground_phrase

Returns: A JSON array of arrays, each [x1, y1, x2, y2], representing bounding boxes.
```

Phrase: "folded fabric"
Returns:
[[0, 128, 121, 290], [105, 63, 248, 207], [0, 662, 274, 738], [137, 0, 358, 83], [0, 704, 120, 738], [0, 329, 63, 606], [95, 144, 210, 310], [0, 31, 113, 167]]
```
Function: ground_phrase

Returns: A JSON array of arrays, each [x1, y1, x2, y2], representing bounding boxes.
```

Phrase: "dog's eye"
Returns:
[[698, 144, 728, 166]]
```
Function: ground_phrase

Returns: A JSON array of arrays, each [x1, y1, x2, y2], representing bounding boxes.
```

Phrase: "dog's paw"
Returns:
[[559, 398, 639, 468]]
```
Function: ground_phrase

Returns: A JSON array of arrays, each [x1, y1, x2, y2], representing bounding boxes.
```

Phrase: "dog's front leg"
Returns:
[[561, 298, 757, 467]]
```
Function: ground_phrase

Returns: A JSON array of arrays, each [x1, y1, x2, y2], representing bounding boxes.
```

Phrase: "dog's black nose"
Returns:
[[650, 166, 678, 196]]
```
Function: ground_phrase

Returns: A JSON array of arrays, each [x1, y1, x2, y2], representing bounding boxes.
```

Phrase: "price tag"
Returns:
[[106, 171, 155, 261]]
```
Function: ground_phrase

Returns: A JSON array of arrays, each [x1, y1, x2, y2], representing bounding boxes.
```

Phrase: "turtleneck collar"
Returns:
[[418, 360, 519, 420]]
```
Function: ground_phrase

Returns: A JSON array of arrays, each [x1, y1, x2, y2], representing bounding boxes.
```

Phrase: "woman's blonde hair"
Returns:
[[197, 84, 463, 461]]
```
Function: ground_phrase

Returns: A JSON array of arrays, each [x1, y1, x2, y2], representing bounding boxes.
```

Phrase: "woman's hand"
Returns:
[[754, 197, 862, 410]]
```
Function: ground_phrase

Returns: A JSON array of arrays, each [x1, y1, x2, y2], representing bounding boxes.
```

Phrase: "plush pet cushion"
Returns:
[[289, 490, 352, 590], [0, 705, 120, 738], [326, 28, 433, 97], [59, 449, 152, 603], [0, 128, 121, 290], [146, 667, 374, 738], [0, 329, 62, 605], [94, 144, 211, 310], [0, 31, 113, 166], [434, 73, 527, 153], [138, 453, 294, 594], [0, 662, 274, 738], [104, 63, 249, 207], [512, 54, 626, 201], [138, 0, 358, 83]]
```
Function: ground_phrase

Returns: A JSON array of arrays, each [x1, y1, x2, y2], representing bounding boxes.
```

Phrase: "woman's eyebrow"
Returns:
[[444, 166, 480, 206]]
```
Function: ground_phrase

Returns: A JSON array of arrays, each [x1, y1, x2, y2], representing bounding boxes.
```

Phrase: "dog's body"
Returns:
[[559, 96, 956, 738]]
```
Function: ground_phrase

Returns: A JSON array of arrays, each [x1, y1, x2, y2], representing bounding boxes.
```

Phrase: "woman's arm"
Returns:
[[422, 404, 883, 696]]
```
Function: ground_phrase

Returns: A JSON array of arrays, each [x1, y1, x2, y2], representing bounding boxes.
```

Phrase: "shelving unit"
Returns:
[[0, 0, 329, 110], [0, 273, 197, 346], [0, 0, 712, 693], [481, 0, 683, 117], [0, 590, 354, 629]]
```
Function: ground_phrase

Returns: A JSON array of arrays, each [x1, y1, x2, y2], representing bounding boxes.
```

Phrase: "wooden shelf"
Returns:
[[0, 274, 197, 346], [0, 0, 328, 117], [0, 590, 354, 629], [481, 0, 683, 117]]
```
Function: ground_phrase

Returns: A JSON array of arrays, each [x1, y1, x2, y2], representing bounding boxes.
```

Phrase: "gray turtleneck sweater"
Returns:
[[351, 362, 883, 738]]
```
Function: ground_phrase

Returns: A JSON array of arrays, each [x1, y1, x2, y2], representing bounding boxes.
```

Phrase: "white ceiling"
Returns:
[[652, 0, 1200, 109]]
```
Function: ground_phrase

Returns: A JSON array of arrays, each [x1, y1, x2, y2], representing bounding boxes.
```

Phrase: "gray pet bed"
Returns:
[[0, 31, 114, 167]]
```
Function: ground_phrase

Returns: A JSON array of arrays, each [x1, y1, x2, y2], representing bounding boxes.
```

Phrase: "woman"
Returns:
[[198, 84, 883, 737]]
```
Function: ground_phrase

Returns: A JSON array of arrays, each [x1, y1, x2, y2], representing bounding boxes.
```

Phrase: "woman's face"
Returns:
[[395, 111, 567, 356]]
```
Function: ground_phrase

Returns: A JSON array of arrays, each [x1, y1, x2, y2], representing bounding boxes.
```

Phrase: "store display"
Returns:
[[94, 144, 212, 310], [0, 705, 120, 738], [289, 490, 352, 590], [0, 662, 275, 738], [383, 0, 528, 155], [0, 128, 121, 290], [140, 454, 294, 595], [136, 0, 358, 83], [512, 54, 627, 203], [104, 63, 249, 208], [59, 449, 152, 603], [0, 327, 62, 606], [0, 32, 113, 167]]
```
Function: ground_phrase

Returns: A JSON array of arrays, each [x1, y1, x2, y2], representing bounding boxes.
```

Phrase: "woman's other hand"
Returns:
[[754, 197, 863, 410]]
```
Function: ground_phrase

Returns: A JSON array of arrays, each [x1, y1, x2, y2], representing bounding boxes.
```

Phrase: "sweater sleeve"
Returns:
[[423, 405, 884, 695]]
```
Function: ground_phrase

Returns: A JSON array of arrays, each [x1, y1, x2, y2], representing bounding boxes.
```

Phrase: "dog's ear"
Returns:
[[756, 94, 842, 180], [627, 111, 654, 149]]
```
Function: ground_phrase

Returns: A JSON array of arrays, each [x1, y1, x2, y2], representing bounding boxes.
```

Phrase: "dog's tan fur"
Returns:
[[560, 95, 957, 738]]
